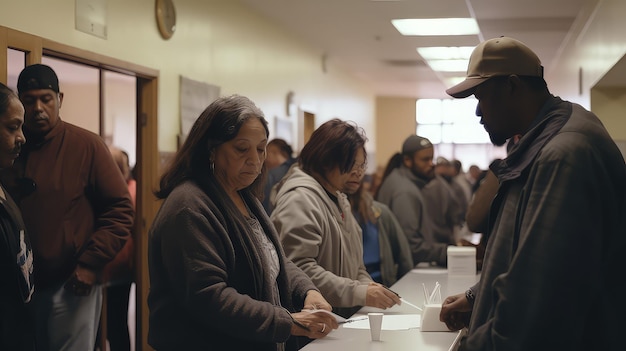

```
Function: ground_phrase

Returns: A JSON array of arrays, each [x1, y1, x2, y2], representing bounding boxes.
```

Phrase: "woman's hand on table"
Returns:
[[365, 282, 401, 309], [290, 309, 338, 338]]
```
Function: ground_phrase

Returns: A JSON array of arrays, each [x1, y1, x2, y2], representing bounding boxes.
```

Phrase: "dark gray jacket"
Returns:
[[377, 166, 448, 265], [463, 96, 626, 351]]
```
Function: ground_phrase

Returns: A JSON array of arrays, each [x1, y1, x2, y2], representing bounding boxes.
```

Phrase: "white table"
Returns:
[[301, 267, 478, 351]]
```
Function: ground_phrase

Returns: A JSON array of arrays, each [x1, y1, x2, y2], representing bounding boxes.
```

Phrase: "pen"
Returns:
[[400, 298, 423, 311], [339, 317, 368, 324], [382, 285, 423, 311], [291, 318, 311, 331], [428, 281, 440, 305], [381, 284, 400, 297]]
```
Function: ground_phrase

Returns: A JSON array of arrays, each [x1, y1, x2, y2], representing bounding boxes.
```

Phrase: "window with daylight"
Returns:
[[416, 98, 507, 171]]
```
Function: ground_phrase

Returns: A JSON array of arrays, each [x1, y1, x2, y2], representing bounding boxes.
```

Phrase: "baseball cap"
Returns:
[[436, 156, 451, 166], [446, 37, 543, 98], [402, 135, 432, 155], [17, 64, 60, 94]]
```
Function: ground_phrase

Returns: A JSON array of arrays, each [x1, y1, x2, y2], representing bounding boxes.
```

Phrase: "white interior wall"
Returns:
[[0, 0, 376, 154], [548, 0, 626, 109]]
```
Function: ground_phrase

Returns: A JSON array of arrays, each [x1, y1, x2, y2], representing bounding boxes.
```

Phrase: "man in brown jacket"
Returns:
[[1, 64, 134, 351]]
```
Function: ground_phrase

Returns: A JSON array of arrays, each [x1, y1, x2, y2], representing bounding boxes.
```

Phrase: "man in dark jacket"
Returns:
[[439, 37, 626, 351], [1, 64, 134, 351]]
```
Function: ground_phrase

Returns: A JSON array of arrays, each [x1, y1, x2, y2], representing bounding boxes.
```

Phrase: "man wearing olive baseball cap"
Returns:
[[439, 37, 626, 351], [446, 36, 544, 98]]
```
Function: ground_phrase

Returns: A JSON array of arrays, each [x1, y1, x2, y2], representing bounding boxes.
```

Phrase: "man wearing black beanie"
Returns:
[[1, 64, 134, 351]]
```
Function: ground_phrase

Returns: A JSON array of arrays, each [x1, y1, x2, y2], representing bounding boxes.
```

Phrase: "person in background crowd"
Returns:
[[466, 165, 481, 191], [0, 64, 134, 351], [100, 146, 137, 351], [262, 138, 296, 215], [377, 135, 450, 266], [272, 119, 401, 318], [439, 36, 626, 351], [346, 177, 414, 287], [0, 82, 34, 351], [368, 165, 385, 198], [452, 159, 473, 206], [422, 157, 466, 245], [466, 137, 519, 237], [148, 95, 337, 351]]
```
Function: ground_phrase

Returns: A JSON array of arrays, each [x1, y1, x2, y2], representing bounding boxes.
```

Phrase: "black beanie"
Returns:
[[17, 64, 60, 94]]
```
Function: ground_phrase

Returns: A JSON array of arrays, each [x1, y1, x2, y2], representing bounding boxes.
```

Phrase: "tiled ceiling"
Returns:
[[238, 0, 590, 98]]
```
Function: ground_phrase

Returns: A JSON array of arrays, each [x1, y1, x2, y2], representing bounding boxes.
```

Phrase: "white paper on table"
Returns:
[[342, 314, 420, 330]]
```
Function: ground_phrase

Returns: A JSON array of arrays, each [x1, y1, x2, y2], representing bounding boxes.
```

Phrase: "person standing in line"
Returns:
[[376, 135, 449, 266], [345, 177, 414, 287], [451, 160, 473, 206], [439, 37, 626, 351], [422, 157, 466, 246], [0, 64, 134, 351], [271, 119, 401, 318], [148, 95, 337, 351], [262, 138, 296, 215], [0, 82, 34, 351], [100, 146, 136, 351]]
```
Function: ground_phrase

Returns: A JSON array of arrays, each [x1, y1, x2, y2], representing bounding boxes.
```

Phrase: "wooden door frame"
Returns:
[[1, 26, 160, 351]]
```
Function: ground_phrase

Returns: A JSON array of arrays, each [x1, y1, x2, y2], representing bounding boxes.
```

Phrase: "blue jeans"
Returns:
[[30, 282, 103, 351]]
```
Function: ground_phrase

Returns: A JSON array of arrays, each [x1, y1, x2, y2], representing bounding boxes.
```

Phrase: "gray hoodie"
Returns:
[[271, 165, 371, 312]]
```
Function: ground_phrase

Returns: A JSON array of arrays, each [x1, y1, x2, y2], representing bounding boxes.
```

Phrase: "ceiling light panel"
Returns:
[[427, 59, 469, 72], [417, 46, 475, 60], [392, 18, 479, 36]]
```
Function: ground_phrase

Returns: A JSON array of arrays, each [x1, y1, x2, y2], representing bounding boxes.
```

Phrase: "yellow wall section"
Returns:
[[591, 87, 626, 141], [375, 96, 416, 168], [0, 0, 375, 154]]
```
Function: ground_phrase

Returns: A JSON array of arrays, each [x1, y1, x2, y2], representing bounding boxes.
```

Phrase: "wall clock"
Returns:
[[156, 0, 176, 40]]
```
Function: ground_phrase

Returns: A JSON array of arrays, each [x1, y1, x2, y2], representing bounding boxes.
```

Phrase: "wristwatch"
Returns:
[[465, 288, 476, 306]]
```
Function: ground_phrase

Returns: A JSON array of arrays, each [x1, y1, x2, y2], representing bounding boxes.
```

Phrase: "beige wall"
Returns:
[[0, 0, 375, 153], [375, 96, 417, 168], [542, 0, 626, 157], [591, 87, 626, 141], [549, 0, 626, 108]]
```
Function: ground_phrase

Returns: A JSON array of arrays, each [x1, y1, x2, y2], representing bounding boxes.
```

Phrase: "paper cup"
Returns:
[[368, 312, 383, 341]]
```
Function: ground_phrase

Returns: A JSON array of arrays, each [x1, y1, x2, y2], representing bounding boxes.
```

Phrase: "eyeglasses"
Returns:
[[351, 161, 368, 174], [17, 177, 37, 196]]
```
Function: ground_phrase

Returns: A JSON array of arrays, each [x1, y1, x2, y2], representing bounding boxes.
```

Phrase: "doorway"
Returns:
[[2, 26, 160, 351]]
